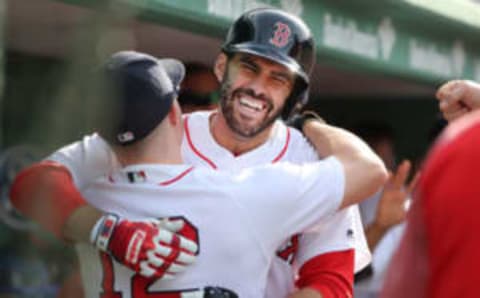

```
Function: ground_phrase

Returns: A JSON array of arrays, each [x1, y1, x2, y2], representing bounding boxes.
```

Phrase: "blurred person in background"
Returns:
[[0, 146, 77, 298], [380, 79, 480, 298], [178, 62, 219, 113], [353, 122, 417, 298]]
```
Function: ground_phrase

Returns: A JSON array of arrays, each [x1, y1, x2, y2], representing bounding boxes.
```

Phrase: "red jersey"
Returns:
[[381, 111, 480, 298]]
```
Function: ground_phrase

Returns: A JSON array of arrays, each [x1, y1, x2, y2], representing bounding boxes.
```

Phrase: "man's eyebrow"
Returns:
[[239, 54, 293, 81], [238, 55, 258, 67]]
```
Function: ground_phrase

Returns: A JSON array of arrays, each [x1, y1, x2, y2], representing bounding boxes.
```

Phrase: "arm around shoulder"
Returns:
[[303, 121, 388, 209]]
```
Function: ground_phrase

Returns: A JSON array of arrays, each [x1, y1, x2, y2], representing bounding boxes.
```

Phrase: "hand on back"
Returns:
[[92, 214, 198, 280]]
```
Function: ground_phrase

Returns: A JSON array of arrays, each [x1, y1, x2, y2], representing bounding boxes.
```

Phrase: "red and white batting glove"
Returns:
[[91, 214, 198, 280]]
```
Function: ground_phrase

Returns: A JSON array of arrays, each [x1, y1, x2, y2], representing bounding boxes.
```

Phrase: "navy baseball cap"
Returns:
[[100, 51, 185, 145]]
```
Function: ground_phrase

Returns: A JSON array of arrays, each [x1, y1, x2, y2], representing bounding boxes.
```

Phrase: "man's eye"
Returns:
[[271, 76, 290, 87], [241, 62, 256, 73]]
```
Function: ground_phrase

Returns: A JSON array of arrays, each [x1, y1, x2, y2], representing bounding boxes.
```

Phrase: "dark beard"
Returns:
[[219, 80, 282, 138]]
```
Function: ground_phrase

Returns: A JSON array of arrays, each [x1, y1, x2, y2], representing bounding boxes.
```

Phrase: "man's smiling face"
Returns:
[[218, 53, 295, 138]]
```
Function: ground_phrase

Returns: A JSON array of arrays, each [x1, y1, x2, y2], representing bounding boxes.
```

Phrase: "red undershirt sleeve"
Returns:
[[296, 249, 354, 298], [9, 160, 87, 239]]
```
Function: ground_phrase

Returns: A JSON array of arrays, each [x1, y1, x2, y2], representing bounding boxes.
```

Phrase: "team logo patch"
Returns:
[[127, 170, 147, 183], [117, 131, 135, 143], [276, 234, 300, 264], [269, 21, 291, 48], [347, 228, 354, 238]]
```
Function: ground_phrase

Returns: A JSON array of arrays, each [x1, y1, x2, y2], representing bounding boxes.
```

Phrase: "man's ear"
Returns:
[[214, 53, 228, 82], [168, 101, 180, 125]]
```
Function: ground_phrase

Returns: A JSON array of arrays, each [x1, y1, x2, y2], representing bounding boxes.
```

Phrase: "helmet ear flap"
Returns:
[[282, 79, 309, 120]]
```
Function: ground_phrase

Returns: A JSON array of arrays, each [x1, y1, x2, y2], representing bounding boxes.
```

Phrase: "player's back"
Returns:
[[78, 160, 343, 298], [78, 165, 267, 297], [78, 161, 343, 298]]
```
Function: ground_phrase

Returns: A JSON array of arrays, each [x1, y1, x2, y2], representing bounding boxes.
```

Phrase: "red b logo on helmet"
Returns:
[[270, 22, 291, 48]]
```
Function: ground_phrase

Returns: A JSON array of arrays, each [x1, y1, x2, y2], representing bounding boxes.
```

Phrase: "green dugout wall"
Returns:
[[3, 0, 480, 160], [59, 0, 480, 83]]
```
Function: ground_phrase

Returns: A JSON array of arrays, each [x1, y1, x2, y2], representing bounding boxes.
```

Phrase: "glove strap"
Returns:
[[91, 213, 120, 252], [288, 110, 326, 131]]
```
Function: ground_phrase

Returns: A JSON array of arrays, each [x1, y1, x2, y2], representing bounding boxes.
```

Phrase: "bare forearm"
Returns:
[[65, 205, 103, 243], [303, 121, 378, 164], [289, 288, 323, 298], [365, 221, 389, 251]]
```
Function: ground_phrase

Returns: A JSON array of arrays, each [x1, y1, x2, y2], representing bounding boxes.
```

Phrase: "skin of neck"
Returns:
[[113, 120, 184, 167], [210, 109, 274, 156]]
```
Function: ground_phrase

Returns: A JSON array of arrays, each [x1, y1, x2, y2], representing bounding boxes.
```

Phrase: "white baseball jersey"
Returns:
[[48, 110, 370, 298], [77, 159, 344, 297], [181, 112, 370, 297]]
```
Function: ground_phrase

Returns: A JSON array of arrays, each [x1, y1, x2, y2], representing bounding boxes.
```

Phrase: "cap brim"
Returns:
[[158, 58, 185, 91]]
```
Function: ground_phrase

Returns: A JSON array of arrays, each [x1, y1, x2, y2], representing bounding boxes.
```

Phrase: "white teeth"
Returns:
[[239, 97, 264, 111]]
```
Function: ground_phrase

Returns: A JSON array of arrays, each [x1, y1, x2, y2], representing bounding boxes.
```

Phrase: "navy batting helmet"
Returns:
[[222, 8, 316, 119]]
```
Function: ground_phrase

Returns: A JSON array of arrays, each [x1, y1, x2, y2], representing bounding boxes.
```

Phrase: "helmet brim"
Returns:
[[223, 43, 309, 86]]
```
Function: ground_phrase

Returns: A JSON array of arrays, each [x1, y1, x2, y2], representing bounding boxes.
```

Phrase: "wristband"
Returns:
[[92, 213, 120, 251]]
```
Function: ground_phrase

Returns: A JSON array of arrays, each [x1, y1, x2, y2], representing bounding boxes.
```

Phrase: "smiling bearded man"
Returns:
[[218, 53, 291, 140]]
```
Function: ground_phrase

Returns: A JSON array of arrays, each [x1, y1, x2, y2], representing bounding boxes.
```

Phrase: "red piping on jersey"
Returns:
[[159, 166, 194, 186], [184, 116, 218, 169], [272, 127, 290, 163]]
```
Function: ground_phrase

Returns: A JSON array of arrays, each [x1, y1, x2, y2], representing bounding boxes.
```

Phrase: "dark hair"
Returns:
[[184, 62, 212, 77], [178, 62, 219, 107]]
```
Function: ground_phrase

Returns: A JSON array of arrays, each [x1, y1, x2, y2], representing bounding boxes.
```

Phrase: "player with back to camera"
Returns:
[[10, 8, 376, 298]]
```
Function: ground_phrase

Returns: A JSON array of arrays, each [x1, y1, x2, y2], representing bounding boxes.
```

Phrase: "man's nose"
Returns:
[[245, 75, 268, 98]]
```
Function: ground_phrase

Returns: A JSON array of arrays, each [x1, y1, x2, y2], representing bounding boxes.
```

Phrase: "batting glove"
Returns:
[[91, 213, 198, 280], [286, 110, 326, 131]]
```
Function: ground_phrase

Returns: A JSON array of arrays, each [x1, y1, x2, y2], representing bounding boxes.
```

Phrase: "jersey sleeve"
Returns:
[[281, 156, 345, 235], [295, 206, 371, 273], [285, 128, 372, 273], [284, 127, 320, 163], [235, 156, 345, 249], [47, 133, 120, 190]]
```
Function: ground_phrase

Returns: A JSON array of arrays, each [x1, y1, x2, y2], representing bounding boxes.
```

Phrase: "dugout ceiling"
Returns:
[[6, 0, 480, 98]]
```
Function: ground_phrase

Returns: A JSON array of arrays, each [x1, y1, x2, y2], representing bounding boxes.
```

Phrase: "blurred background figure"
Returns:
[[380, 80, 479, 298], [352, 122, 417, 298], [177, 62, 219, 113], [0, 146, 77, 298]]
